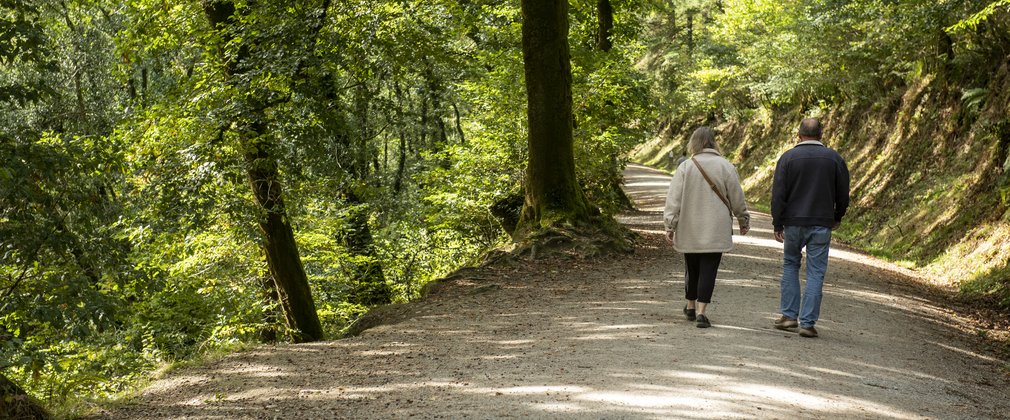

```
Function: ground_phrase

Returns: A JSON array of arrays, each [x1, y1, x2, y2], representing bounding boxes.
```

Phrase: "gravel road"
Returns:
[[95, 163, 1010, 419]]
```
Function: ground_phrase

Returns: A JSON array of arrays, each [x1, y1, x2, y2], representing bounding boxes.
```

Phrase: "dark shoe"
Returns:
[[696, 314, 711, 328], [774, 316, 798, 330], [683, 305, 696, 321], [799, 326, 818, 338]]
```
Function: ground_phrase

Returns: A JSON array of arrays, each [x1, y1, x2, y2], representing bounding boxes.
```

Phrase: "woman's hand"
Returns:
[[665, 231, 675, 245], [739, 226, 750, 235]]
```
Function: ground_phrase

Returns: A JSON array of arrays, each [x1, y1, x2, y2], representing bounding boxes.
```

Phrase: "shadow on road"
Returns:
[[99, 164, 1010, 419]]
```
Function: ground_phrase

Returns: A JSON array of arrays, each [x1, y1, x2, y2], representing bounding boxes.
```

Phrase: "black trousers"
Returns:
[[684, 252, 723, 303]]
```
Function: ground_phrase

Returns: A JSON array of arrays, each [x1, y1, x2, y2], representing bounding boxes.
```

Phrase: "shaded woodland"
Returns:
[[2, 0, 1009, 417]]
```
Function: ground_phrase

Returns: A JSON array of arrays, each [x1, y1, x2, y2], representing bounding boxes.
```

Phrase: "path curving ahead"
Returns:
[[98, 164, 1010, 419]]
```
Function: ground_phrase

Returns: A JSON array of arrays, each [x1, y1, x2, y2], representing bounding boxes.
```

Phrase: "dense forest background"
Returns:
[[1, 0, 1008, 417]]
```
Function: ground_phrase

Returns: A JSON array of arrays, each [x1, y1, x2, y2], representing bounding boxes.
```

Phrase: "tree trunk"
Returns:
[[452, 103, 465, 145], [258, 266, 282, 343], [394, 131, 407, 193], [419, 93, 429, 150], [686, 12, 695, 54], [343, 79, 391, 305], [422, 62, 448, 151], [669, 7, 677, 37], [393, 84, 408, 194], [0, 373, 50, 420], [353, 82, 371, 179], [937, 29, 954, 77], [596, 0, 613, 52], [141, 67, 148, 107], [341, 192, 392, 306], [244, 120, 324, 342], [517, 0, 590, 234], [204, 0, 323, 342]]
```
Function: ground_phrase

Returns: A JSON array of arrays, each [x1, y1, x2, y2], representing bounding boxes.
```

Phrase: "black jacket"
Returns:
[[771, 141, 850, 231]]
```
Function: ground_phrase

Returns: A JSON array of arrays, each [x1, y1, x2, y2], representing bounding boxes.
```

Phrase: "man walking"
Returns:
[[771, 118, 850, 338]]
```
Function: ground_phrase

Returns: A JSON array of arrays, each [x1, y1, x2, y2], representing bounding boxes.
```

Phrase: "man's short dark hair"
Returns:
[[798, 118, 822, 138]]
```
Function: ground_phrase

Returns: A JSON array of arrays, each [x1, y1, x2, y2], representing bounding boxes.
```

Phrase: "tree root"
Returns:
[[1, 374, 50, 420]]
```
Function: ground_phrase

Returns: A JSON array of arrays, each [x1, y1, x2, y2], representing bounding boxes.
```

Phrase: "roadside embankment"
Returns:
[[633, 67, 1010, 350]]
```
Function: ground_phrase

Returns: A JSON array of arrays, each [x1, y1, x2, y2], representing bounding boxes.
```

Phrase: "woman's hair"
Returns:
[[687, 126, 719, 155]]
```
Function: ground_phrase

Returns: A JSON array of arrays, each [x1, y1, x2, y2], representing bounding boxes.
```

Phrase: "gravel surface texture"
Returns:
[[94, 164, 1010, 419]]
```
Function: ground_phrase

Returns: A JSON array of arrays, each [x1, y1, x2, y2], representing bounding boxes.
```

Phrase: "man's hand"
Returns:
[[774, 230, 784, 243], [665, 231, 675, 245]]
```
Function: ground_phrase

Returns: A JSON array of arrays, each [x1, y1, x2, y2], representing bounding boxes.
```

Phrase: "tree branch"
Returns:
[[1, 260, 36, 300]]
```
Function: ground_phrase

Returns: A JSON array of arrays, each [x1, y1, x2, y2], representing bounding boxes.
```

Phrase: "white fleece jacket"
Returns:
[[663, 149, 751, 253]]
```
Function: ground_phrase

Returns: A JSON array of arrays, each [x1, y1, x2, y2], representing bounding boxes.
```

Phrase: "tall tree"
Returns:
[[686, 9, 695, 54], [343, 81, 392, 306], [517, 0, 591, 234], [597, 0, 614, 52], [202, 0, 323, 342]]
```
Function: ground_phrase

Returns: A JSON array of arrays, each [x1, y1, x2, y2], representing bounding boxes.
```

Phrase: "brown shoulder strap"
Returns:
[[691, 157, 733, 215]]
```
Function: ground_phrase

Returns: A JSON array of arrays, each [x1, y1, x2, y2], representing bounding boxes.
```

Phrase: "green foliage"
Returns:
[[961, 88, 990, 114], [2, 0, 655, 413], [4, 0, 1006, 414], [1, 0, 140, 410], [572, 46, 654, 213], [947, 1, 1010, 34], [641, 0, 1010, 122], [636, 0, 1010, 332], [961, 264, 1010, 309]]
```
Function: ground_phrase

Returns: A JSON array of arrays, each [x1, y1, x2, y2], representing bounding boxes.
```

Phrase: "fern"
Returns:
[[946, 0, 1010, 34], [961, 88, 990, 113]]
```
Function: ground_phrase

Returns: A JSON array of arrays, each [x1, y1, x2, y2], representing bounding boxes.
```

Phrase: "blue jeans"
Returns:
[[780, 226, 832, 328]]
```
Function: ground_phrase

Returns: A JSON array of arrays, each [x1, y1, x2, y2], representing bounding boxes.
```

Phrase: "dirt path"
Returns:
[[97, 164, 1010, 419]]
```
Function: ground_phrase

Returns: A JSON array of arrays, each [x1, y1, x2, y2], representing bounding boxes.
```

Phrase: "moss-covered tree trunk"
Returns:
[[0, 373, 49, 420], [517, 0, 591, 235], [341, 192, 392, 306], [204, 0, 323, 342], [343, 82, 392, 306], [258, 268, 281, 343]]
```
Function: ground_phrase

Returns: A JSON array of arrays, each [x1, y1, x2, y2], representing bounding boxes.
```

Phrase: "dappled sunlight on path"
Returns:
[[97, 164, 1010, 419]]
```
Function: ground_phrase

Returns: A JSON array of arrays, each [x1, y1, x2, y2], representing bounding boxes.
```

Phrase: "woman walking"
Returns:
[[664, 127, 751, 328]]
